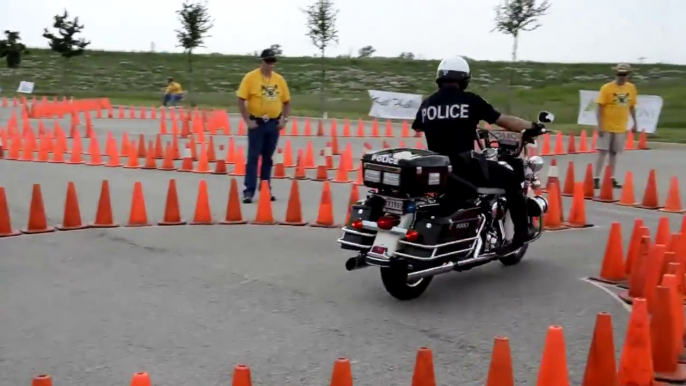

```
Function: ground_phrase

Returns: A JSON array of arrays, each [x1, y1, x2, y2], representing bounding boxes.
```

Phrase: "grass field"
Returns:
[[1, 48, 686, 142]]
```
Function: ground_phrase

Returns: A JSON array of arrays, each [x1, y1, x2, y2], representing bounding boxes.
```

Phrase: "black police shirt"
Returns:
[[411, 87, 501, 161]]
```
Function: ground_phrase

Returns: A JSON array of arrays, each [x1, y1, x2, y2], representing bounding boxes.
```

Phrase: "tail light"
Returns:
[[404, 230, 420, 242], [377, 216, 400, 230], [351, 220, 363, 230]]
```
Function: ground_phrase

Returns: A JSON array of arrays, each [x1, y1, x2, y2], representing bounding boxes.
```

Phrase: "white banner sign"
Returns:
[[368, 90, 423, 120], [17, 81, 34, 94], [577, 89, 663, 134]]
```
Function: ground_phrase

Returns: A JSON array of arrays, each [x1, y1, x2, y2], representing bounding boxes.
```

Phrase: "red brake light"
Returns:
[[377, 216, 400, 230], [404, 230, 419, 242], [351, 220, 363, 229]]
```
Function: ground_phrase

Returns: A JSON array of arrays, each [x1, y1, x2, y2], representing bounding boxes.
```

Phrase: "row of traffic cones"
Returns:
[[26, 307, 674, 386], [550, 159, 683, 212], [0, 177, 354, 237]]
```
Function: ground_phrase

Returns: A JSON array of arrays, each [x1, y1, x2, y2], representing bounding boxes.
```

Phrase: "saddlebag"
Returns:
[[361, 148, 452, 196]]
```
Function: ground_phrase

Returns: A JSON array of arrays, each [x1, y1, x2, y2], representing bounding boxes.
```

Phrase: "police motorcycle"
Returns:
[[336, 111, 554, 300]]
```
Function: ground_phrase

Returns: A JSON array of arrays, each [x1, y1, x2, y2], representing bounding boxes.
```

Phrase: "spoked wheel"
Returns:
[[380, 266, 433, 301]]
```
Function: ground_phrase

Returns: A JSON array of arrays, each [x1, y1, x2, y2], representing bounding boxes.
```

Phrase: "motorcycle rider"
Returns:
[[411, 55, 543, 254]]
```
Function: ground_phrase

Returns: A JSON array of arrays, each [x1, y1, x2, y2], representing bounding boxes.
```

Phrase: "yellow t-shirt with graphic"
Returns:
[[236, 69, 291, 119], [166, 82, 183, 94], [596, 81, 638, 133]]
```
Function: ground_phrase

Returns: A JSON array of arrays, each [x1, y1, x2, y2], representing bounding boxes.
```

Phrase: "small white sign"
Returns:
[[368, 90, 423, 120], [17, 81, 35, 94]]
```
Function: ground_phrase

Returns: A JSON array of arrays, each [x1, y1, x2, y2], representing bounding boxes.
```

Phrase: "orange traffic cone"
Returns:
[[329, 358, 354, 386], [617, 298, 655, 386], [485, 337, 515, 386], [90, 180, 119, 228], [635, 169, 660, 210], [564, 181, 591, 228], [581, 313, 619, 386], [21, 184, 55, 234], [126, 182, 151, 227], [651, 284, 686, 382], [56, 181, 89, 230], [0, 187, 20, 237], [278, 180, 308, 226], [231, 364, 253, 386], [249, 180, 276, 225], [190, 179, 214, 225], [130, 372, 152, 386], [589, 222, 626, 284], [311, 181, 337, 228], [411, 347, 436, 386], [158, 179, 186, 225], [220, 178, 248, 225], [535, 325, 570, 386], [616, 171, 637, 206], [660, 176, 684, 213], [32, 374, 53, 386]]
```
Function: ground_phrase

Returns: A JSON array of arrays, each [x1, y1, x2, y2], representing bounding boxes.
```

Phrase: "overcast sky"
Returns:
[[2, 0, 684, 64]]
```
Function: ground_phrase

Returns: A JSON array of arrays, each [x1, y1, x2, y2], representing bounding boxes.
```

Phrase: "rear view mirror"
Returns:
[[538, 111, 555, 123]]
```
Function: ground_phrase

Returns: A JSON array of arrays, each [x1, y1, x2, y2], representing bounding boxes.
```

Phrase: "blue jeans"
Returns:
[[244, 119, 280, 197], [163, 93, 183, 106]]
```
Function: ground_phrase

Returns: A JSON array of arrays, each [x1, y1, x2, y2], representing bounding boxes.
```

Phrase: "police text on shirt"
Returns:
[[421, 104, 470, 121]]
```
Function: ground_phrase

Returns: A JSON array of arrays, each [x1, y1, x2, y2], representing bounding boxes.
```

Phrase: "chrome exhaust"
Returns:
[[406, 254, 497, 282], [345, 255, 369, 271]]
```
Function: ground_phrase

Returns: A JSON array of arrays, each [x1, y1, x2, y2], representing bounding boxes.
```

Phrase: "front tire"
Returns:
[[380, 266, 433, 301], [498, 244, 529, 266]]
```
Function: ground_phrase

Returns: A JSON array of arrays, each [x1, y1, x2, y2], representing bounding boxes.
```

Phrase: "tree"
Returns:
[[175, 0, 214, 107], [0, 31, 29, 69], [357, 45, 375, 58], [398, 52, 415, 60], [493, 0, 551, 63], [43, 10, 91, 93], [493, 0, 550, 112], [270, 44, 283, 56], [302, 0, 339, 116]]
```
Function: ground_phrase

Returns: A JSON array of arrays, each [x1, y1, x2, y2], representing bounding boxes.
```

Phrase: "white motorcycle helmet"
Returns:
[[436, 56, 471, 90]]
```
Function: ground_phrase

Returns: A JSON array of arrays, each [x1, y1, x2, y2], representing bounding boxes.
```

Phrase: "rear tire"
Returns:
[[380, 266, 433, 301], [498, 244, 529, 266]]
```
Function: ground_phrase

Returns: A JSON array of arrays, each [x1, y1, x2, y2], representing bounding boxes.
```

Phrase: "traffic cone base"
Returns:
[[219, 219, 248, 225], [56, 223, 90, 231], [655, 364, 686, 383], [21, 226, 55, 234], [89, 222, 120, 228], [278, 220, 308, 226], [0, 230, 21, 237], [158, 219, 187, 226]]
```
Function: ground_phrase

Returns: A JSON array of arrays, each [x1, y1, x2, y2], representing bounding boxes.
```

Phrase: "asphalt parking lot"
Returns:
[[1, 105, 685, 385]]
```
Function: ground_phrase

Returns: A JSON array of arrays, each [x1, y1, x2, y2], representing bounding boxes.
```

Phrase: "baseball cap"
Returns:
[[613, 63, 632, 74], [260, 49, 277, 61]]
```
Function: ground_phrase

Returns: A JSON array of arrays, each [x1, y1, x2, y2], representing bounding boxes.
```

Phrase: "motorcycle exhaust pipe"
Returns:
[[345, 255, 369, 271], [406, 254, 497, 282]]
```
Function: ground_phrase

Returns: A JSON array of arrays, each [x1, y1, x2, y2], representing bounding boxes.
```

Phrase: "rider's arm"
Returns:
[[411, 100, 427, 132], [473, 94, 533, 133], [495, 115, 534, 133]]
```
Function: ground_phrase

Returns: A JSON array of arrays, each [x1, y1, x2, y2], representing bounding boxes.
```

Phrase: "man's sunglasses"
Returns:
[[263, 58, 277, 64], [616, 72, 629, 77]]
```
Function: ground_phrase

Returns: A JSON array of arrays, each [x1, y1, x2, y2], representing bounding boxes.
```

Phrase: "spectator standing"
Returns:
[[593, 63, 638, 189], [236, 48, 291, 203], [162, 77, 184, 108]]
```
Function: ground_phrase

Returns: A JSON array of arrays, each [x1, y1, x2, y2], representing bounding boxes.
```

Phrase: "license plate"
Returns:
[[383, 198, 404, 214], [371, 231, 402, 257]]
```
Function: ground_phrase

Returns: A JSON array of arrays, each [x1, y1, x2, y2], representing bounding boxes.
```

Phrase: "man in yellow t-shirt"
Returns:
[[162, 77, 184, 108], [593, 63, 638, 190], [236, 48, 291, 203]]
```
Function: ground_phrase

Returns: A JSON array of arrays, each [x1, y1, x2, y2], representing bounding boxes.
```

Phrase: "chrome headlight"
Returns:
[[527, 156, 545, 173]]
